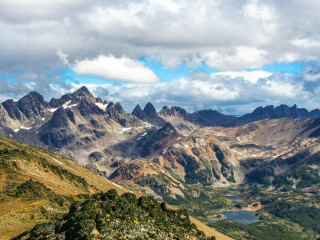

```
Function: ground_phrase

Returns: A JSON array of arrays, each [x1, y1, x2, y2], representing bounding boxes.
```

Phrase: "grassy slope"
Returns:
[[0, 136, 230, 240], [0, 136, 127, 239]]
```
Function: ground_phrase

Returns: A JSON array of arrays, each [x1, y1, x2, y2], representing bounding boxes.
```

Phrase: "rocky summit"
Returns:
[[14, 190, 215, 240]]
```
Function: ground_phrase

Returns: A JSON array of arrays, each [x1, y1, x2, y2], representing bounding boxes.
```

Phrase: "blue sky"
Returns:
[[0, 0, 320, 114], [59, 60, 305, 85]]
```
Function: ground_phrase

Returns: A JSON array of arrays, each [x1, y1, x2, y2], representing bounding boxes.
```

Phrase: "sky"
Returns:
[[1, 0, 320, 115]]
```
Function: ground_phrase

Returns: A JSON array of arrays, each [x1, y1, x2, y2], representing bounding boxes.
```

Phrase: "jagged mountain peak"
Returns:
[[143, 102, 157, 115], [49, 86, 95, 108], [17, 91, 48, 120], [72, 85, 93, 99], [19, 91, 44, 101], [115, 102, 124, 113], [132, 104, 143, 113], [159, 105, 188, 118], [132, 104, 148, 120]]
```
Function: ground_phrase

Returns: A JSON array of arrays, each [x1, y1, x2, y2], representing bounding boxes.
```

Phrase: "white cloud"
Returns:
[[1, 0, 320, 114], [261, 80, 303, 98], [72, 55, 159, 83], [244, 0, 277, 32], [56, 49, 69, 65], [1, 0, 320, 74], [212, 70, 272, 83], [205, 47, 268, 71], [292, 38, 320, 49], [65, 71, 312, 115]]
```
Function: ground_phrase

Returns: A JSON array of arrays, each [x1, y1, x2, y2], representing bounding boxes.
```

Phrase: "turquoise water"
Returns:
[[210, 211, 258, 224]]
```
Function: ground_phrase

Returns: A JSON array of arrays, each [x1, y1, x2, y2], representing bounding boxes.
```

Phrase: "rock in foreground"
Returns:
[[13, 189, 216, 240]]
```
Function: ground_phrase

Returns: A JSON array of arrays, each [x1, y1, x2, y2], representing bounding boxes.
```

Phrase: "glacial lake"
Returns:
[[210, 211, 258, 225]]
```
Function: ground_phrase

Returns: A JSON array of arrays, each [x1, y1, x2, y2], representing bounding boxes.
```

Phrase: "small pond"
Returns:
[[210, 211, 258, 225], [225, 196, 242, 201], [261, 145, 275, 150]]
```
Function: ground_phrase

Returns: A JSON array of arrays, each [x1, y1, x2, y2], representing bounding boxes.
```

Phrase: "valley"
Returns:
[[0, 87, 320, 239]]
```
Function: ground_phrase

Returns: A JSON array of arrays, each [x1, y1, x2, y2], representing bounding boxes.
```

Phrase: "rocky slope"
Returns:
[[158, 106, 199, 136]]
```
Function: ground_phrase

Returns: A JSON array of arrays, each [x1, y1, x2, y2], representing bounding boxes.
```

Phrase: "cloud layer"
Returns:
[[0, 0, 320, 114], [2, 0, 320, 72]]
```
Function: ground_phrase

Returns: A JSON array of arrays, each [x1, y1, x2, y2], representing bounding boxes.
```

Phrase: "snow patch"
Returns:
[[119, 127, 132, 133], [52, 158, 63, 165], [136, 132, 147, 140], [48, 108, 58, 113], [14, 126, 32, 132], [42, 118, 45, 121], [63, 100, 79, 109], [95, 103, 108, 110], [251, 154, 258, 157], [62, 100, 71, 108], [49, 100, 79, 112]]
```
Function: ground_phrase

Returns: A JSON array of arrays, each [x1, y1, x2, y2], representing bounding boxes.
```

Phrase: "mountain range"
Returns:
[[1, 86, 320, 239], [1, 86, 320, 188]]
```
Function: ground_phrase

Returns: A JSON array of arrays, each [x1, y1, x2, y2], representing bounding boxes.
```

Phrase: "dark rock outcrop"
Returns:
[[189, 110, 237, 127], [15, 190, 211, 240], [159, 106, 188, 118], [139, 123, 179, 157], [132, 104, 148, 121], [2, 99, 27, 122], [17, 92, 48, 120], [78, 99, 104, 117]]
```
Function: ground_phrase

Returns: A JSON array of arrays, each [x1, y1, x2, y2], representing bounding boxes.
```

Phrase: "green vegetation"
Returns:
[[14, 189, 215, 240], [7, 179, 56, 201], [39, 158, 89, 189]]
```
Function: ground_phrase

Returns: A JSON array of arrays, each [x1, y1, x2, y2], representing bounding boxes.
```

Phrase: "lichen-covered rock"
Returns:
[[13, 189, 214, 240]]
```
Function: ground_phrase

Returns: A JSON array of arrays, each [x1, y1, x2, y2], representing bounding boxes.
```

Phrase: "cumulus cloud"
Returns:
[[1, 0, 320, 113], [1, 0, 320, 73], [72, 55, 159, 83]]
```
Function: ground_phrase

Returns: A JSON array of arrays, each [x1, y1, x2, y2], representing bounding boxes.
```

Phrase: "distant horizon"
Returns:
[[1, 85, 318, 116], [1, 1, 320, 115]]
